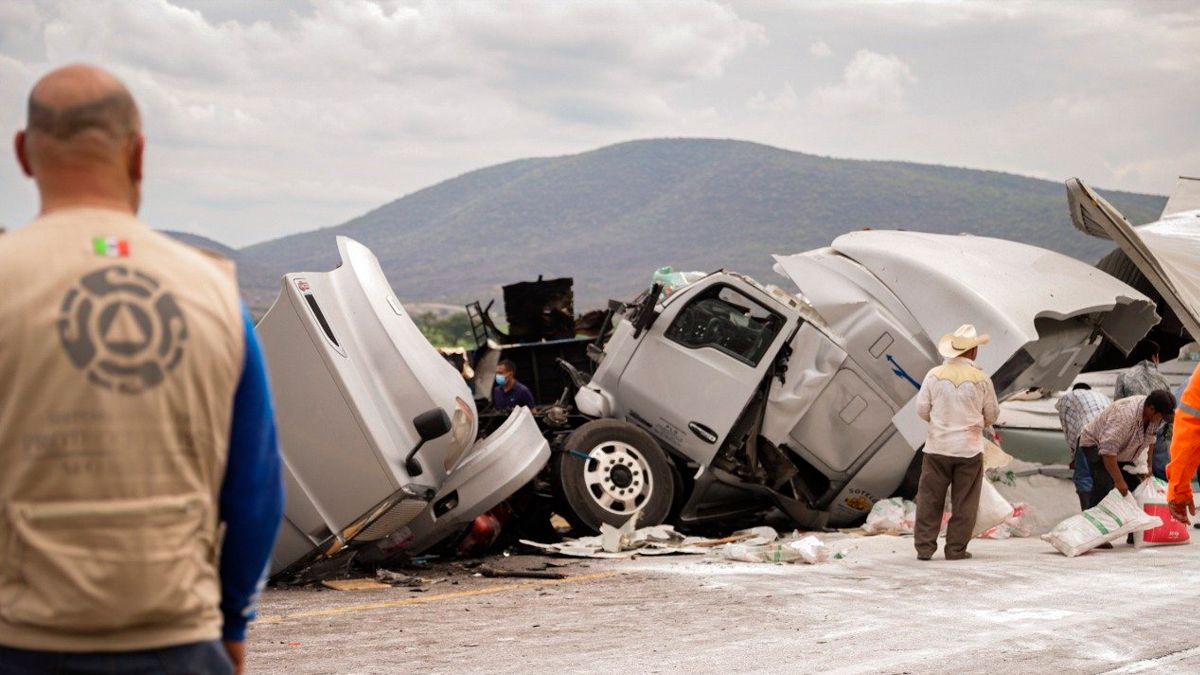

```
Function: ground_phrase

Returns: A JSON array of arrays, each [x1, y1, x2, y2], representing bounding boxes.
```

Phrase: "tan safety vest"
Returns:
[[0, 208, 243, 651]]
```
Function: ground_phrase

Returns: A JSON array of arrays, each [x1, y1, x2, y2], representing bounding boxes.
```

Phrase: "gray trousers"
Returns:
[[914, 452, 984, 557]]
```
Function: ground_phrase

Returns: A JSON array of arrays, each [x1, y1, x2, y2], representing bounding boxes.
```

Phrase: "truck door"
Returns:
[[614, 280, 796, 465]]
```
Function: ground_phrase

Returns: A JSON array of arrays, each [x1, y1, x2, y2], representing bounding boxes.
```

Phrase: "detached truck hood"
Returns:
[[775, 230, 1158, 448], [261, 236, 548, 576], [1067, 177, 1200, 345]]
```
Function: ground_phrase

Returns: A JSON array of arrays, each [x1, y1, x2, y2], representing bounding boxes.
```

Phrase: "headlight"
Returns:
[[444, 396, 476, 471]]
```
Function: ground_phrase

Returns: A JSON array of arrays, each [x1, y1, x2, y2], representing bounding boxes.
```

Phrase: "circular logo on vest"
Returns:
[[57, 265, 188, 394]]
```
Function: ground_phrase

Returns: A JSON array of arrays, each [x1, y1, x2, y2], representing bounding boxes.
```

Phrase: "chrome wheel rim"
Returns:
[[582, 441, 653, 515]]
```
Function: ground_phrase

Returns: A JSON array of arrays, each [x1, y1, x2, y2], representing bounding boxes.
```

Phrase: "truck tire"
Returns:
[[552, 419, 676, 534]]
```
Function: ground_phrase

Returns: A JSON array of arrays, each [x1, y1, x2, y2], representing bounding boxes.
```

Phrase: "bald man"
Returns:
[[0, 65, 283, 675]]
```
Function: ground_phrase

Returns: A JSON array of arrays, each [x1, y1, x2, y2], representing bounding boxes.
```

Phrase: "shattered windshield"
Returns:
[[664, 285, 783, 366]]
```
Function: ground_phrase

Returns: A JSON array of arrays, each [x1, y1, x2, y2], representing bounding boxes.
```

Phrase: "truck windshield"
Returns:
[[664, 285, 783, 366]]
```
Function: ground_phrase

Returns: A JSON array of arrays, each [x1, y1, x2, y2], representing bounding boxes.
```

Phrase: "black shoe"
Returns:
[[1097, 542, 1114, 549], [1193, 522, 1200, 530], [917, 553, 933, 561], [945, 552, 973, 561]]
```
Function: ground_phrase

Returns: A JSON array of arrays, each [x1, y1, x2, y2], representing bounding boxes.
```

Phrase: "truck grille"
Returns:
[[356, 499, 428, 541]]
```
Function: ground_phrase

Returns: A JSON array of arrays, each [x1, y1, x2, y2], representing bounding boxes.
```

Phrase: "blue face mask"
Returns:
[[495, 373, 507, 386]]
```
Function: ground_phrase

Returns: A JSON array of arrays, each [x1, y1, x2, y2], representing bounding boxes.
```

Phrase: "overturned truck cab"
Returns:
[[560, 231, 1157, 532], [260, 237, 549, 577]]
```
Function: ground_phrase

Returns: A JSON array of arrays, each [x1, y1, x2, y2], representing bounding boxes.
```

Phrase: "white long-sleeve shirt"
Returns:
[[915, 356, 1000, 458]]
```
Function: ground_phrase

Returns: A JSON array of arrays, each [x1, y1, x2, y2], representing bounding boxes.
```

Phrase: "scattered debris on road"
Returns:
[[375, 569, 430, 587], [716, 532, 834, 564], [520, 517, 718, 558], [478, 565, 567, 580], [320, 578, 393, 592], [521, 517, 842, 564]]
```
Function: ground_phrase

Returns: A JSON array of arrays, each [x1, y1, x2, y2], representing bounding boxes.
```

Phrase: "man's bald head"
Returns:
[[26, 64, 140, 154], [16, 64, 145, 214]]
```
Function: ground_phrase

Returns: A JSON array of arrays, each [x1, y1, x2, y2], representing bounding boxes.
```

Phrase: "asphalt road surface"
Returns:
[[249, 532, 1200, 674]]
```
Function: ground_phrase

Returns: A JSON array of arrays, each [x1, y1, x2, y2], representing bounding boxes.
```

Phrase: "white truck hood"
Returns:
[[264, 237, 552, 576], [1067, 177, 1200, 342], [776, 230, 1156, 378]]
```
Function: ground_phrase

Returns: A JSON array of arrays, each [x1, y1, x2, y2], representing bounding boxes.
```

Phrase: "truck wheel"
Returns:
[[553, 419, 676, 534]]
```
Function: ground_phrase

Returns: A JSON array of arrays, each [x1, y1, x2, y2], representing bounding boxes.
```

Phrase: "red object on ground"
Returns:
[[1142, 504, 1191, 544], [456, 505, 513, 557]]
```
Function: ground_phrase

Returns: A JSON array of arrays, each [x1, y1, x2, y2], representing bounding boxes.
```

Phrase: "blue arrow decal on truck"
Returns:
[[886, 354, 921, 390]]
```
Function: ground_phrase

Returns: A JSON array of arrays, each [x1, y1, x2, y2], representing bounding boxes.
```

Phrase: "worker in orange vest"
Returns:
[[1167, 366, 1200, 524]]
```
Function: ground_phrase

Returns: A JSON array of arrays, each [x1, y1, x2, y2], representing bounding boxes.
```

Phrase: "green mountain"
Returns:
[[162, 230, 278, 312], [236, 138, 1166, 313], [162, 230, 240, 259]]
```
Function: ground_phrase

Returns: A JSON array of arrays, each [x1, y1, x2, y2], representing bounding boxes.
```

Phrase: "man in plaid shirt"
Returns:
[[1056, 383, 1111, 509], [1079, 391, 1175, 510], [1115, 341, 1173, 479]]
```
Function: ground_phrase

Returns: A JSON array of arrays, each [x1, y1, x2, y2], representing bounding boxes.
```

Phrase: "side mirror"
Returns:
[[632, 283, 663, 339], [414, 408, 452, 442], [405, 408, 452, 476]]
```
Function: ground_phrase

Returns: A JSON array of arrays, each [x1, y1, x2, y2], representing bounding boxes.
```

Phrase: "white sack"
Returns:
[[1041, 489, 1161, 557], [862, 497, 916, 535], [973, 480, 1015, 538]]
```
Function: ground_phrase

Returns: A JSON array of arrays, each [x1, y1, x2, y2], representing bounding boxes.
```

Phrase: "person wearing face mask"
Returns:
[[492, 359, 534, 412], [1079, 390, 1175, 510]]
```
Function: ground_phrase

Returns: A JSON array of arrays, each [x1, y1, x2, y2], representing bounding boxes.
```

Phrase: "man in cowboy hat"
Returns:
[[913, 324, 999, 561]]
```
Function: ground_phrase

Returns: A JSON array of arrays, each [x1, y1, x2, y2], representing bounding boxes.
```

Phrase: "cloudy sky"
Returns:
[[1, 0, 1197, 246]]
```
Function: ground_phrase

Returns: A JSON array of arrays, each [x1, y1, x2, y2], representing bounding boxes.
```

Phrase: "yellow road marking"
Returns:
[[258, 571, 621, 625]]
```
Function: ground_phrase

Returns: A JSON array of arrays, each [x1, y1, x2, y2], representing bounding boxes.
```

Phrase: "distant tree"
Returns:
[[414, 311, 475, 348]]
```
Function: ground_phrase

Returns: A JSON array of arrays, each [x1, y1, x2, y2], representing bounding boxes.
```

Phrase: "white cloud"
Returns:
[[2, 0, 767, 244], [747, 84, 799, 113], [809, 40, 833, 58], [2, 0, 1198, 244], [1048, 95, 1102, 121], [808, 49, 917, 116]]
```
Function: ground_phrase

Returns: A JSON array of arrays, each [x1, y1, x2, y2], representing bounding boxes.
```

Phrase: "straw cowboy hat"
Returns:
[[938, 324, 990, 359]]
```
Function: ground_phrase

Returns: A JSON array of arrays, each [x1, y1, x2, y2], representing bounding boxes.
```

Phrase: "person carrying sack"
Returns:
[[1078, 392, 1173, 504], [913, 324, 999, 561]]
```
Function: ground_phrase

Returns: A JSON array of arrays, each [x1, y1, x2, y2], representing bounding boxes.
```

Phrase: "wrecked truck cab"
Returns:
[[259, 237, 549, 576], [565, 231, 1156, 532]]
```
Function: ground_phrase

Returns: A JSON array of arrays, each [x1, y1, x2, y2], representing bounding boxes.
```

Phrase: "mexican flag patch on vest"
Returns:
[[93, 236, 130, 257]]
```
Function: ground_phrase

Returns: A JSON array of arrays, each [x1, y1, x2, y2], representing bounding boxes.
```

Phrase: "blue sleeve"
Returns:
[[518, 385, 536, 408], [219, 304, 285, 642]]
